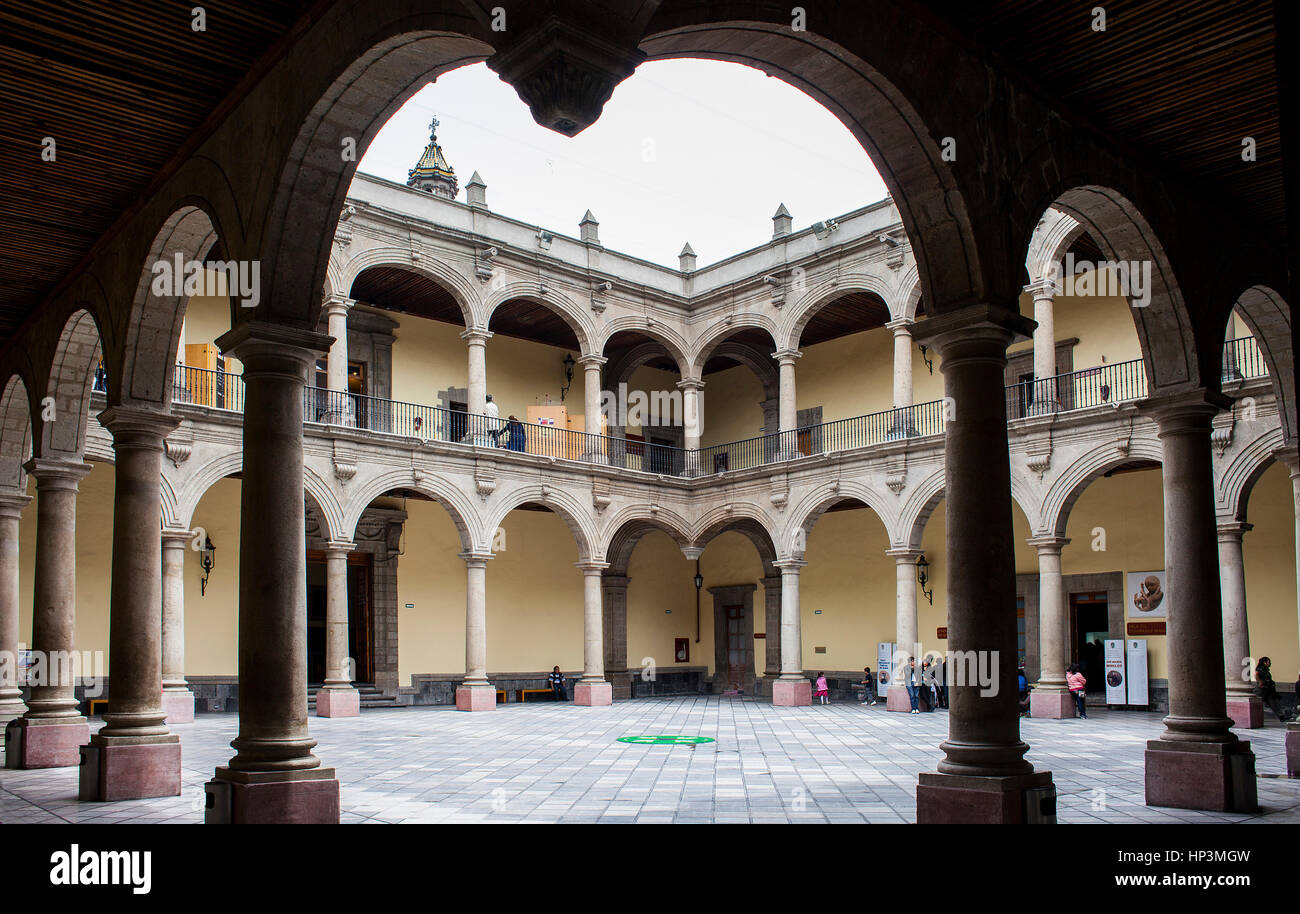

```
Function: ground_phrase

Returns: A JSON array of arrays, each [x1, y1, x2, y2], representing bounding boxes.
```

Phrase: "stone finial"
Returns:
[[772, 203, 792, 239], [679, 242, 697, 273], [580, 209, 601, 245], [466, 171, 488, 209]]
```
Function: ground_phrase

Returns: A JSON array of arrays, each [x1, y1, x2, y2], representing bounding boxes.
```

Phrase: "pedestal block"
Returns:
[[315, 688, 360, 718], [79, 739, 182, 801], [607, 671, 633, 700], [1030, 690, 1076, 719], [886, 687, 912, 712], [205, 767, 339, 824], [1285, 723, 1299, 778], [916, 771, 1054, 823], [1144, 740, 1257, 812], [772, 678, 811, 707], [574, 681, 612, 706], [161, 690, 195, 725], [455, 685, 497, 711], [1225, 696, 1263, 729], [5, 717, 89, 768]]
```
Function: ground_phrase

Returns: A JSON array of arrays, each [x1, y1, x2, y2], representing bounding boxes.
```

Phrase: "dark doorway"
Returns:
[[306, 550, 374, 685], [448, 400, 467, 442], [1070, 591, 1109, 693], [725, 605, 746, 691]]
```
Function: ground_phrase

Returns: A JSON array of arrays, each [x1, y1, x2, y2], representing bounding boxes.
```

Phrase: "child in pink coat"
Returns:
[[1066, 664, 1088, 719], [814, 672, 829, 704]]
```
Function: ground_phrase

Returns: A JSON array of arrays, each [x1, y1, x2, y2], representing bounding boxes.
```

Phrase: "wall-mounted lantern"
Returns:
[[559, 352, 576, 402], [199, 534, 216, 596], [915, 554, 934, 605]]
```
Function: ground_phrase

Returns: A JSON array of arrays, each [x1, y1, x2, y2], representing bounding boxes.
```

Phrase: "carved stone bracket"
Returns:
[[1211, 410, 1236, 457], [770, 473, 789, 510], [474, 461, 496, 500], [331, 439, 357, 482], [592, 477, 611, 513], [163, 427, 192, 468]]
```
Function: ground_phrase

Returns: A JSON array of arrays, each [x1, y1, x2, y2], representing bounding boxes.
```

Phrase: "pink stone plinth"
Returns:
[[315, 688, 360, 718], [772, 678, 812, 707], [1225, 696, 1263, 729], [455, 685, 497, 711], [5, 717, 89, 769], [80, 739, 182, 801], [161, 689, 195, 725], [886, 687, 912, 712], [206, 769, 340, 824], [1145, 740, 1257, 812], [1030, 690, 1076, 719], [574, 680, 613, 706], [916, 771, 1055, 824], [1285, 723, 1299, 778]]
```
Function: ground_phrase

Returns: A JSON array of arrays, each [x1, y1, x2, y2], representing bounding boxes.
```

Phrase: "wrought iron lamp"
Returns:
[[915, 554, 934, 605], [199, 534, 216, 596], [559, 352, 576, 403]]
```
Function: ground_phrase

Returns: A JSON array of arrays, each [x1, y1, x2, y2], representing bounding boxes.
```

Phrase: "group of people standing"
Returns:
[[483, 394, 526, 451]]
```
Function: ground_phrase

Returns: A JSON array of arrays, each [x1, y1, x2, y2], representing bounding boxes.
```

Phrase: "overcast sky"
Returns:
[[357, 59, 888, 269]]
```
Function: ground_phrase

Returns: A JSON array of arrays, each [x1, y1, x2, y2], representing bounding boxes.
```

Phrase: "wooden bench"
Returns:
[[89, 699, 108, 715], [496, 689, 506, 704], [521, 686, 565, 702]]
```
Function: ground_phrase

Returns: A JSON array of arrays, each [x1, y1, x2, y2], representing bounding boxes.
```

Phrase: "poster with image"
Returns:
[[1126, 570, 1167, 619]]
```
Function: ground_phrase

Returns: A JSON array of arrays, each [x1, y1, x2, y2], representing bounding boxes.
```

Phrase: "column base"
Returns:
[[574, 680, 612, 706], [772, 678, 811, 707], [1144, 739, 1257, 812], [5, 717, 89, 769], [606, 670, 632, 700], [1286, 723, 1300, 778], [315, 687, 360, 718], [917, 770, 1055, 824], [1030, 690, 1076, 719], [886, 687, 912, 712], [455, 684, 497, 711], [162, 689, 195, 725], [205, 767, 339, 824], [0, 696, 26, 728], [79, 738, 182, 801], [1225, 695, 1263, 729]]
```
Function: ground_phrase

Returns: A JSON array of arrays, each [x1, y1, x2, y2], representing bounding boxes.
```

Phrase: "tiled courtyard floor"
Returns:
[[2, 697, 1296, 824]]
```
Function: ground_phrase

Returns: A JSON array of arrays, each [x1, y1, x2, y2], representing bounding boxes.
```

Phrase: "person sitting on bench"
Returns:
[[548, 666, 566, 701]]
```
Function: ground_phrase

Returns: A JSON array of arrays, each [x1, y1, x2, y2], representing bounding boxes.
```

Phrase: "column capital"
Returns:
[[774, 558, 806, 571], [22, 456, 90, 487], [675, 377, 705, 392], [679, 545, 704, 561], [885, 547, 924, 562], [772, 348, 802, 366], [215, 322, 331, 375], [577, 354, 607, 369], [322, 294, 355, 317], [1023, 277, 1060, 300], [0, 491, 31, 517], [323, 540, 356, 555], [1026, 535, 1071, 553], [97, 405, 181, 445], [885, 317, 914, 334], [460, 327, 493, 346], [459, 550, 494, 568], [1215, 520, 1253, 541], [1272, 443, 1299, 473], [1139, 387, 1233, 432], [161, 527, 194, 547], [910, 304, 1035, 358], [576, 560, 610, 574]]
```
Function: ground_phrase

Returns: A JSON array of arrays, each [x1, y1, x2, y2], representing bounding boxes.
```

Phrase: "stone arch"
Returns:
[[342, 249, 479, 328], [599, 318, 691, 376], [1216, 426, 1286, 524], [485, 485, 599, 563], [38, 307, 106, 458], [693, 515, 780, 576], [118, 204, 224, 408], [1229, 285, 1295, 443], [780, 273, 895, 352], [1024, 207, 1085, 287], [786, 481, 894, 559], [893, 262, 922, 322], [340, 468, 477, 552], [689, 503, 780, 559], [707, 340, 779, 398], [253, 5, 495, 329], [0, 374, 33, 491], [602, 508, 693, 575], [898, 467, 1042, 550], [483, 283, 594, 354], [689, 317, 779, 378], [1040, 439, 1166, 540], [1033, 185, 1199, 393]]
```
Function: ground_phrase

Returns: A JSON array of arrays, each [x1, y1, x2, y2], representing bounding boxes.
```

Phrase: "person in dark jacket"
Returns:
[[548, 666, 566, 701], [505, 415, 526, 452], [1256, 657, 1295, 722]]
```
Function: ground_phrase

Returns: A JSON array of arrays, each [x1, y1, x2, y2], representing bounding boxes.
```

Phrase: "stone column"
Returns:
[[575, 562, 612, 705], [772, 559, 810, 706], [316, 541, 359, 718], [204, 322, 338, 824], [323, 295, 353, 425], [580, 355, 608, 463], [1217, 522, 1261, 728], [679, 377, 704, 475], [8, 457, 90, 769], [456, 551, 496, 711], [1026, 279, 1059, 414], [160, 529, 194, 725], [884, 548, 922, 712], [1142, 391, 1256, 812], [760, 573, 782, 697], [774, 349, 801, 459], [1028, 536, 1074, 718], [1276, 446, 1300, 776], [886, 319, 915, 437], [462, 328, 492, 445], [0, 491, 31, 726], [912, 306, 1053, 824], [82, 407, 183, 801], [602, 573, 631, 698]]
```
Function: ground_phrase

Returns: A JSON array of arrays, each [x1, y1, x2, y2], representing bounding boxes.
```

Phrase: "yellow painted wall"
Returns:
[[1010, 281, 1140, 371], [1242, 462, 1300, 683], [697, 363, 764, 447], [180, 275, 241, 375], [625, 530, 705, 673], [185, 477, 242, 674]]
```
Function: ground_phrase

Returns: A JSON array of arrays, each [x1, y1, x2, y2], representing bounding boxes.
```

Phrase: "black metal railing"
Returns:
[[172, 365, 244, 412], [1004, 357, 1147, 420], [1222, 336, 1268, 382]]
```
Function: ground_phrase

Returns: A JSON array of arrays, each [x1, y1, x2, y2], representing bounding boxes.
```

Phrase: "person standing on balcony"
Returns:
[[505, 415, 526, 452], [484, 393, 501, 444]]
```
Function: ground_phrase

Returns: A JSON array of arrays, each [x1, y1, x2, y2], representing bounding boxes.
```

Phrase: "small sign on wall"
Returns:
[[1126, 621, 1165, 636], [936, 627, 948, 639], [674, 638, 689, 663]]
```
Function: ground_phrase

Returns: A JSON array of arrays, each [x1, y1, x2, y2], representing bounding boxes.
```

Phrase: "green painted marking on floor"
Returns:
[[617, 735, 715, 745]]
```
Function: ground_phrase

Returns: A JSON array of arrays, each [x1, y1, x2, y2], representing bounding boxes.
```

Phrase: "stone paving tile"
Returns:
[[1, 698, 1296, 824]]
